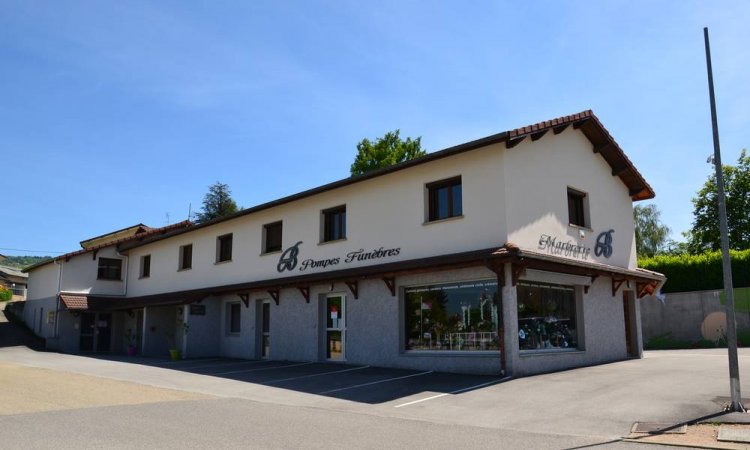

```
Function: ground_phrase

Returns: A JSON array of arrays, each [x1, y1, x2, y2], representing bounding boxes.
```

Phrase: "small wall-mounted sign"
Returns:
[[189, 304, 206, 316]]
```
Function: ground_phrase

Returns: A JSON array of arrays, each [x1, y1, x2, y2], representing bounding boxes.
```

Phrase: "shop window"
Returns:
[[427, 176, 462, 221], [567, 188, 588, 227], [404, 280, 499, 351], [97, 258, 122, 281], [227, 302, 241, 334], [517, 281, 579, 351], [139, 254, 151, 278], [216, 233, 233, 263], [263, 221, 283, 253], [179, 244, 192, 270], [322, 205, 346, 242]]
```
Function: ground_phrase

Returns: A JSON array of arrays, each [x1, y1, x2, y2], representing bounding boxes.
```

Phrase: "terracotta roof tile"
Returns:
[[60, 294, 88, 310]]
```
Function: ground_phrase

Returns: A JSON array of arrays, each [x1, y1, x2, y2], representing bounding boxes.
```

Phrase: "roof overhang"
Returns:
[[82, 245, 664, 311]]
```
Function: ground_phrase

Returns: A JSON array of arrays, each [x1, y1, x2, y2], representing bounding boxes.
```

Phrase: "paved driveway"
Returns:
[[2, 345, 749, 447]]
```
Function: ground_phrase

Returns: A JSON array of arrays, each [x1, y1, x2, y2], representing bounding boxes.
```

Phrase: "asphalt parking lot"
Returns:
[[91, 356, 507, 404]]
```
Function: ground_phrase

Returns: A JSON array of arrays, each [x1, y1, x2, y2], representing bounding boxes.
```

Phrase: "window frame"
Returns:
[[96, 257, 123, 281], [262, 221, 283, 254], [426, 176, 463, 222], [179, 244, 193, 271], [567, 187, 588, 228], [516, 281, 582, 353], [139, 254, 151, 279], [216, 233, 233, 263], [227, 302, 241, 334], [321, 205, 347, 243]]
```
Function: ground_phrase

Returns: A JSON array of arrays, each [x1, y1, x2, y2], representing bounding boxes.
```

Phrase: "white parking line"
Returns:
[[167, 360, 273, 370], [267, 365, 370, 384], [155, 358, 224, 365], [318, 370, 433, 395], [394, 376, 511, 408], [212, 362, 313, 375]]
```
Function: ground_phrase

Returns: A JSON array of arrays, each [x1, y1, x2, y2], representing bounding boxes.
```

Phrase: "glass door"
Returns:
[[326, 294, 346, 361], [261, 301, 270, 359], [96, 313, 112, 352], [79, 312, 95, 352]]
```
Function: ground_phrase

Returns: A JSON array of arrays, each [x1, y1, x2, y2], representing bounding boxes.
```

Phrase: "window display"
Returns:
[[405, 280, 499, 351], [517, 281, 578, 351]]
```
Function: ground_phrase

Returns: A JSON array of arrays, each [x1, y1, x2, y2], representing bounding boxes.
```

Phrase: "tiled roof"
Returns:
[[24, 220, 193, 272], [59, 294, 89, 310]]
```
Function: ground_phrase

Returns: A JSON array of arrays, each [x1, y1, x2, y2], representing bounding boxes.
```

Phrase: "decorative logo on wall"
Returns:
[[594, 229, 615, 258], [277, 241, 302, 272], [276, 241, 401, 273]]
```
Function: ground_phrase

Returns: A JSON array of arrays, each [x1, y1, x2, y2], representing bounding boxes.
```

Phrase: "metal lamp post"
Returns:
[[704, 26, 745, 413]]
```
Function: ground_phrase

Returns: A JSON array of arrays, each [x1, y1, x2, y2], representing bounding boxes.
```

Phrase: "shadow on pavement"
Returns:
[[0, 309, 45, 350], [76, 353, 507, 405]]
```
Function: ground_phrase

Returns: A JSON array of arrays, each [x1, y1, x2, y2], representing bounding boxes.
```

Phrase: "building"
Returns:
[[0, 264, 28, 301], [23, 110, 664, 376]]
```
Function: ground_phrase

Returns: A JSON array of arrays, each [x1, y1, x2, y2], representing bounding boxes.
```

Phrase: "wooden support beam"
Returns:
[[238, 293, 250, 308], [573, 119, 590, 129], [345, 280, 359, 299], [553, 123, 570, 134], [612, 277, 627, 297], [593, 142, 615, 154], [92, 250, 98, 260], [584, 275, 599, 294], [530, 129, 548, 141], [629, 187, 644, 197], [506, 135, 527, 149], [611, 163, 629, 176], [486, 262, 505, 287], [268, 289, 280, 305], [511, 264, 526, 286], [298, 286, 310, 304], [382, 277, 396, 296]]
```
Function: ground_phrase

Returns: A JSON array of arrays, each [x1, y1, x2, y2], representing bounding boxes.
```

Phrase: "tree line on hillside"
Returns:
[[1, 255, 52, 269]]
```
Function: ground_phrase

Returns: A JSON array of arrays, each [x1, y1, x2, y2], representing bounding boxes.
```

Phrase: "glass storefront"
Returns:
[[517, 281, 578, 351], [405, 280, 499, 351]]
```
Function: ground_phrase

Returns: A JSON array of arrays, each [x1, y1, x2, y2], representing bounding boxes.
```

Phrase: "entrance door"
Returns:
[[623, 291, 636, 356], [326, 294, 346, 361], [79, 312, 112, 353], [261, 301, 271, 359], [80, 312, 95, 352]]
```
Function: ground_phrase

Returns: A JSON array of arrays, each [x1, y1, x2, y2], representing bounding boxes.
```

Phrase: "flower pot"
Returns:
[[126, 345, 136, 356], [169, 349, 182, 361]]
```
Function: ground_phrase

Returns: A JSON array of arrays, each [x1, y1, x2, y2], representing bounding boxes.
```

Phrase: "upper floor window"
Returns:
[[139, 255, 151, 278], [216, 233, 233, 263], [179, 244, 192, 270], [567, 188, 588, 228], [427, 176, 462, 221], [322, 205, 346, 242], [97, 258, 122, 281], [263, 221, 283, 254]]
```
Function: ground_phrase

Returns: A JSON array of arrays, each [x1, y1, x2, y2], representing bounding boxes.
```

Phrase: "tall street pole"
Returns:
[[704, 27, 745, 413]]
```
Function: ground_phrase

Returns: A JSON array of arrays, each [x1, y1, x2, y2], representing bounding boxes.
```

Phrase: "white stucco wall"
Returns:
[[26, 263, 59, 300], [504, 128, 638, 269]]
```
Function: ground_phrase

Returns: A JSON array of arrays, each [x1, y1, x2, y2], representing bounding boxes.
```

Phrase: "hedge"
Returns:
[[639, 249, 750, 293]]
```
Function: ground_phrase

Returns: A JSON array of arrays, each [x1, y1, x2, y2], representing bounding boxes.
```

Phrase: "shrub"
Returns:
[[639, 249, 750, 293], [0, 287, 12, 302]]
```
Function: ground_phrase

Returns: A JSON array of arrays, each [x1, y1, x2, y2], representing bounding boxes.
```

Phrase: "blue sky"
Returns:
[[1, 1, 748, 256]]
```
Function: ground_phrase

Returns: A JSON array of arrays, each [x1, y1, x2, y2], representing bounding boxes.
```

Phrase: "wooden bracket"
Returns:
[[382, 277, 396, 297], [345, 280, 359, 299], [530, 129, 548, 141], [238, 293, 250, 308], [612, 277, 627, 297], [511, 264, 526, 286], [92, 249, 98, 260], [506, 135, 527, 149], [298, 286, 310, 304], [553, 123, 570, 135], [637, 281, 658, 298], [594, 142, 615, 154], [584, 275, 599, 294], [487, 262, 505, 287], [573, 119, 590, 129], [268, 289, 280, 305]]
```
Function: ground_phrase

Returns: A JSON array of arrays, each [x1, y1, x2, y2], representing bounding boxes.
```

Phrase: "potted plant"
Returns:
[[124, 329, 137, 356]]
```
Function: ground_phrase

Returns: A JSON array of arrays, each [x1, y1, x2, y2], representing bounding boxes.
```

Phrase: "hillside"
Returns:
[[0, 255, 53, 269]]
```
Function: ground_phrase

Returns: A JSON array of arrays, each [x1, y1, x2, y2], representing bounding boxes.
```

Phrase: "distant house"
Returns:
[[0, 264, 28, 301]]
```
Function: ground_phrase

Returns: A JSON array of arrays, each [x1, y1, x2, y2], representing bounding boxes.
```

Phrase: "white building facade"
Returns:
[[23, 111, 664, 376]]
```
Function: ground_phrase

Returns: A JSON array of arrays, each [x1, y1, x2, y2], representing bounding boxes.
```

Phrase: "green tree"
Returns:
[[350, 130, 426, 176], [633, 204, 671, 257], [193, 182, 240, 224], [688, 149, 750, 253]]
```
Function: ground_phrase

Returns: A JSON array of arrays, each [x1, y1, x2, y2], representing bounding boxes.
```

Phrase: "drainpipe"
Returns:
[[53, 259, 63, 338], [116, 250, 129, 296]]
